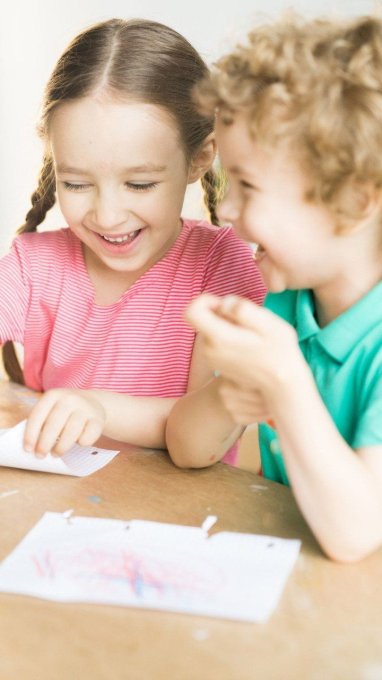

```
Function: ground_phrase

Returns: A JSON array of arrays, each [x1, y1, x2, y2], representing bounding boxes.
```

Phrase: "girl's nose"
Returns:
[[92, 193, 127, 231]]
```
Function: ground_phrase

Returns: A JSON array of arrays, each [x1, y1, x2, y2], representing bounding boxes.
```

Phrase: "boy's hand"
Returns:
[[187, 294, 304, 400], [218, 377, 271, 425], [23, 389, 106, 457]]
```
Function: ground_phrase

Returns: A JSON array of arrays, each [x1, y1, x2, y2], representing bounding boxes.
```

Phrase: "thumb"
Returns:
[[217, 296, 281, 334], [186, 294, 234, 338]]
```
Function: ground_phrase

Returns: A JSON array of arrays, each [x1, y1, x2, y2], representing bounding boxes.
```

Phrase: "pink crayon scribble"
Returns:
[[76, 547, 219, 598], [30, 545, 221, 599], [31, 550, 56, 578]]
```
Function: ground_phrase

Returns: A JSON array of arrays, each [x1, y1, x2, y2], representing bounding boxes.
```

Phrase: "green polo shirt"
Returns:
[[259, 283, 382, 485]]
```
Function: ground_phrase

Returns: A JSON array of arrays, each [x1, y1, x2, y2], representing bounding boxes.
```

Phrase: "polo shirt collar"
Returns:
[[295, 283, 382, 363]]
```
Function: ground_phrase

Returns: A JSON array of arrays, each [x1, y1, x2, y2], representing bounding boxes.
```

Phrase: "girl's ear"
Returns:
[[188, 133, 217, 184]]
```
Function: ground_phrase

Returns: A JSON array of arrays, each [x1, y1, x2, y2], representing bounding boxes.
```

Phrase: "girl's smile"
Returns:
[[93, 227, 145, 253]]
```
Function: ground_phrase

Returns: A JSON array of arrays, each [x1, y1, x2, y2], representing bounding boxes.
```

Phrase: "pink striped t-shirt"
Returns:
[[0, 220, 265, 395]]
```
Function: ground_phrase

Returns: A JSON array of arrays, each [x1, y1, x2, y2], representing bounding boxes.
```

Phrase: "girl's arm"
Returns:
[[23, 388, 178, 455], [23, 333, 224, 456]]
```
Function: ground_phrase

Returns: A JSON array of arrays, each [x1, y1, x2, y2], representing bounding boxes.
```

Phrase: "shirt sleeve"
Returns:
[[0, 238, 31, 344], [202, 227, 266, 305], [353, 367, 382, 449]]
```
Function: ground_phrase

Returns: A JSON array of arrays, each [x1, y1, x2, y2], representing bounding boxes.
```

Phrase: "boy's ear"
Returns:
[[347, 180, 381, 223], [187, 133, 216, 184], [357, 182, 382, 221]]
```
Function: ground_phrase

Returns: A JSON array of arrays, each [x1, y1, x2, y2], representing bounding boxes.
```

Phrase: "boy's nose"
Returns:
[[217, 194, 240, 225]]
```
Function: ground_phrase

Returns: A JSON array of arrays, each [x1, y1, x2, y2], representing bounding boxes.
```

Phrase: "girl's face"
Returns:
[[216, 112, 346, 297], [49, 97, 191, 284]]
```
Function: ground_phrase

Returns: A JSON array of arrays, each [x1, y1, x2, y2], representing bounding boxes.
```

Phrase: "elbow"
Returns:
[[319, 535, 381, 564], [166, 427, 211, 469], [165, 430, 194, 469], [167, 441, 207, 469], [169, 454, 194, 469]]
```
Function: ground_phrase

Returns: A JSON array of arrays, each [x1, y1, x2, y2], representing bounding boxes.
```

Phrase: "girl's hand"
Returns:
[[23, 389, 106, 457], [187, 294, 304, 401]]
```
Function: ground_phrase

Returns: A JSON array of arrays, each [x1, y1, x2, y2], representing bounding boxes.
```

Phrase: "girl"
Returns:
[[166, 15, 382, 561], [2, 19, 265, 457]]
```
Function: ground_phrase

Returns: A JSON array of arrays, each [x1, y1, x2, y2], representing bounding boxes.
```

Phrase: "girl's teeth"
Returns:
[[102, 231, 138, 243]]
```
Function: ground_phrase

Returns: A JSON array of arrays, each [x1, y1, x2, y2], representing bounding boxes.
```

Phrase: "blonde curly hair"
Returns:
[[198, 15, 382, 231]]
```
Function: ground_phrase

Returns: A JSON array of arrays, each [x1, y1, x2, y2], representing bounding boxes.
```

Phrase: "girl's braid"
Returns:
[[200, 166, 227, 226], [2, 155, 56, 383]]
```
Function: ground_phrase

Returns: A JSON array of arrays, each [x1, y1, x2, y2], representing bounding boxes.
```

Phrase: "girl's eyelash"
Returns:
[[62, 181, 158, 192], [63, 181, 89, 191], [125, 182, 158, 191]]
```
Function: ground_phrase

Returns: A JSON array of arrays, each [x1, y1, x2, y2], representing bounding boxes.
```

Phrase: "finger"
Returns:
[[24, 391, 63, 454], [219, 380, 263, 403], [33, 403, 75, 455], [77, 419, 103, 447], [215, 296, 281, 335], [224, 401, 270, 423], [51, 413, 88, 455], [214, 295, 247, 323], [185, 294, 221, 326], [218, 385, 269, 423], [225, 404, 269, 423], [186, 294, 236, 339]]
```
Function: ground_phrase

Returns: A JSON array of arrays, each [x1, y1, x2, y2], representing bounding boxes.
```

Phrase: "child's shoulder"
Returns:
[[11, 228, 78, 280], [14, 227, 77, 260], [182, 217, 222, 238], [16, 227, 73, 248], [181, 218, 252, 253]]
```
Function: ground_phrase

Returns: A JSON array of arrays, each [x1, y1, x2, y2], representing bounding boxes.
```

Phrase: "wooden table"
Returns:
[[0, 382, 381, 680]]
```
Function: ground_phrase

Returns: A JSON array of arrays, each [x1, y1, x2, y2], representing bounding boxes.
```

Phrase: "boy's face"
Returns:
[[216, 112, 342, 294]]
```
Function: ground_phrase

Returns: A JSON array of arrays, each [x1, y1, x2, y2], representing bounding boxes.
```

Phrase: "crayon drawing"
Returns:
[[0, 512, 301, 622], [30, 545, 221, 602]]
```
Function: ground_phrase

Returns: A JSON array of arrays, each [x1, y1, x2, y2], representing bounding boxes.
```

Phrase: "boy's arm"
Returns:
[[165, 375, 243, 468], [165, 332, 243, 467], [270, 367, 382, 563], [185, 293, 382, 561]]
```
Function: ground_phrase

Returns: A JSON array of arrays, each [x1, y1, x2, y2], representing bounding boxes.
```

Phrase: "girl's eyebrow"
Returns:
[[125, 164, 167, 173], [56, 163, 167, 174]]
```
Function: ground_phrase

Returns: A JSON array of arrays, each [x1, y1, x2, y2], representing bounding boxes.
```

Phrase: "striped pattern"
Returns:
[[0, 220, 266, 395]]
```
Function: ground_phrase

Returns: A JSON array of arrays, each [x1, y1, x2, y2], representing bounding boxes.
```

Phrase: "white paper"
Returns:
[[0, 421, 119, 476], [0, 512, 301, 622]]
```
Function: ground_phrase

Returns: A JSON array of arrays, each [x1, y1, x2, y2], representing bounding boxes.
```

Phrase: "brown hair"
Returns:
[[4, 18, 220, 383], [197, 14, 382, 227]]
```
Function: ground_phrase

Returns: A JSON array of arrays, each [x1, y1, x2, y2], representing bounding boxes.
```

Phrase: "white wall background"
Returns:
[[0, 0, 375, 254]]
